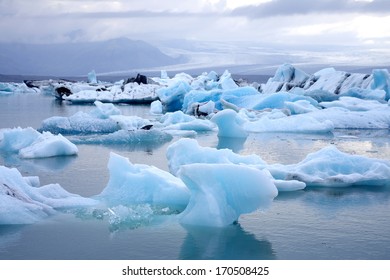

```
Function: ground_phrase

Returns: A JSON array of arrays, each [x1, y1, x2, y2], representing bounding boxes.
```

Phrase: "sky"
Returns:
[[1, 0, 390, 70]]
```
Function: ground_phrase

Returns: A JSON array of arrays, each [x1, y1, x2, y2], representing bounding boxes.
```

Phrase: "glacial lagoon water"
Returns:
[[1, 93, 390, 259]]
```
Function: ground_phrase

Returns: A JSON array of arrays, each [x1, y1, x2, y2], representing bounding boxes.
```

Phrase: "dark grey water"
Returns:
[[1, 93, 390, 259]]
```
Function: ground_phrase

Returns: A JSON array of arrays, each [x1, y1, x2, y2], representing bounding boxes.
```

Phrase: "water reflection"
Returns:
[[217, 136, 246, 152], [0, 153, 76, 173], [179, 223, 276, 260], [0, 225, 25, 258], [276, 185, 390, 218]]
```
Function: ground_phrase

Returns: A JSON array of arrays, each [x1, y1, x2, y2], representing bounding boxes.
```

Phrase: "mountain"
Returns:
[[0, 38, 186, 76]]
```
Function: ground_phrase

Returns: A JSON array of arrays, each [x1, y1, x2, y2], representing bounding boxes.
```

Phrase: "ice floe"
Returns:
[[0, 127, 78, 158], [268, 145, 390, 187], [0, 165, 97, 224]]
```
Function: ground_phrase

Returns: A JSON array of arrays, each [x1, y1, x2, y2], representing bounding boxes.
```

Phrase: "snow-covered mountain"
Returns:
[[0, 38, 186, 76]]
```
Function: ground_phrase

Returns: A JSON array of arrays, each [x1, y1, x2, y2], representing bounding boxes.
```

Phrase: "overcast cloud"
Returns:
[[1, 0, 390, 69], [231, 0, 390, 17]]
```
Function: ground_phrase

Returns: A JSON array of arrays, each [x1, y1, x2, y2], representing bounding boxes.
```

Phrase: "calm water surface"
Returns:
[[1, 93, 390, 259]]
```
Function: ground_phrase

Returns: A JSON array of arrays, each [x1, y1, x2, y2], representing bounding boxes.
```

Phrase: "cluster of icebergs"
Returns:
[[2, 64, 390, 228]]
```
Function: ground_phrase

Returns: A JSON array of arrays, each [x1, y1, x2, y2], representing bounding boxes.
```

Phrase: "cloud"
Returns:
[[231, 0, 390, 18]]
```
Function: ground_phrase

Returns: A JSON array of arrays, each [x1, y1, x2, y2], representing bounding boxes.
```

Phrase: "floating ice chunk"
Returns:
[[90, 101, 121, 119], [40, 102, 122, 134], [219, 70, 238, 90], [251, 92, 318, 111], [41, 112, 119, 135], [0, 127, 40, 152], [268, 145, 390, 187], [340, 87, 386, 101], [166, 138, 266, 176], [284, 100, 319, 114], [19, 132, 78, 159], [210, 108, 333, 134], [0, 82, 39, 95], [320, 96, 387, 111], [273, 179, 306, 192], [160, 111, 196, 125], [88, 70, 98, 84], [178, 164, 278, 227], [109, 115, 152, 131], [198, 100, 215, 115], [307, 107, 390, 129], [96, 153, 190, 209], [157, 80, 192, 112], [243, 110, 334, 133], [150, 100, 163, 115], [160, 111, 215, 132], [207, 70, 219, 81], [0, 127, 77, 158], [161, 70, 169, 79], [182, 86, 259, 113], [0, 165, 97, 224], [370, 69, 390, 100], [211, 109, 248, 138], [272, 63, 310, 84]]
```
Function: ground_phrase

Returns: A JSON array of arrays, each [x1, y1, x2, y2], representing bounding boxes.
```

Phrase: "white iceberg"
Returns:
[[61, 81, 161, 104], [260, 64, 376, 99], [0, 82, 40, 95], [268, 145, 390, 187], [0, 165, 97, 224], [0, 127, 78, 158], [40, 101, 125, 135]]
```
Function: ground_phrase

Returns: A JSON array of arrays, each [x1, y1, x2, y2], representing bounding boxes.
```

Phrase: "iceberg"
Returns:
[[210, 108, 334, 135], [211, 109, 248, 138], [259, 63, 390, 103], [96, 152, 190, 210], [40, 101, 123, 135], [268, 145, 390, 187], [370, 69, 390, 100], [87, 70, 98, 84], [178, 164, 278, 227], [166, 138, 266, 176], [53, 78, 161, 104], [306, 107, 390, 129], [0, 127, 78, 158], [0, 165, 97, 224], [157, 80, 192, 112], [0, 82, 40, 95], [159, 111, 216, 132]]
